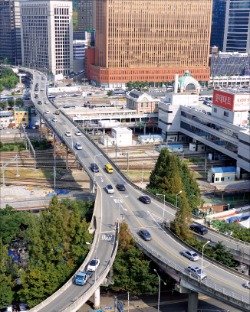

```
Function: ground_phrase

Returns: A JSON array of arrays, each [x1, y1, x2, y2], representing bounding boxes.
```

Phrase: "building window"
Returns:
[[214, 108, 217, 113], [215, 177, 219, 181], [224, 111, 229, 117], [221, 177, 224, 181]]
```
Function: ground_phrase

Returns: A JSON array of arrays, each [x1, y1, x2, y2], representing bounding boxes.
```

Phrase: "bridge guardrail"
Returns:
[[135, 238, 250, 311], [61, 222, 119, 312], [161, 223, 250, 279]]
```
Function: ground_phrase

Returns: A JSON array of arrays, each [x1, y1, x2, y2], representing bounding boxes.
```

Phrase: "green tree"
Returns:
[[111, 223, 157, 295], [7, 99, 15, 108], [16, 98, 24, 107], [107, 90, 114, 96]]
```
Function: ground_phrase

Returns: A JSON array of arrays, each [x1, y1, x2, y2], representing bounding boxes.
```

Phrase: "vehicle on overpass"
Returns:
[[187, 264, 207, 281], [181, 250, 199, 261], [87, 259, 100, 272], [74, 271, 92, 286]]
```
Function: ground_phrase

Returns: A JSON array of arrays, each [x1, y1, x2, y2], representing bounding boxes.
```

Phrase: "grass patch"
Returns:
[[0, 168, 65, 180], [0, 142, 26, 152], [123, 170, 151, 182]]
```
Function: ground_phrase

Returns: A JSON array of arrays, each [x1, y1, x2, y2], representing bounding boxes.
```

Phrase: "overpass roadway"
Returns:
[[27, 69, 250, 311]]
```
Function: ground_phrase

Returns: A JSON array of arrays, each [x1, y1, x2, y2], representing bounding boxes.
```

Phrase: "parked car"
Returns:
[[181, 250, 199, 261], [116, 183, 126, 191], [52, 117, 57, 122], [65, 131, 71, 137], [190, 224, 208, 235], [187, 264, 207, 280], [138, 229, 152, 241], [243, 281, 250, 289], [139, 195, 151, 204], [87, 259, 100, 272], [105, 184, 114, 194], [75, 143, 83, 150], [90, 163, 99, 173], [37, 100, 42, 105]]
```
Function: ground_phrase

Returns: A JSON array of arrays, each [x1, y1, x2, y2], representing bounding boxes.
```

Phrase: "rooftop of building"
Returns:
[[217, 87, 250, 95], [211, 167, 236, 173]]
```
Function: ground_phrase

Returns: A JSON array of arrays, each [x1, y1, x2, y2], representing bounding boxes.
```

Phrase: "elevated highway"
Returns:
[[22, 68, 250, 312]]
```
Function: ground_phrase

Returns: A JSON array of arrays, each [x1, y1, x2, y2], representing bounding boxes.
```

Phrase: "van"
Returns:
[[105, 163, 114, 173]]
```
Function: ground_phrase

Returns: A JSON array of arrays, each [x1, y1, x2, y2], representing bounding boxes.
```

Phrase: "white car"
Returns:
[[52, 117, 57, 122], [187, 264, 207, 281], [244, 281, 250, 289], [65, 131, 71, 137], [181, 250, 199, 261], [75, 131, 82, 136], [45, 111, 50, 114], [75, 143, 82, 150], [87, 259, 100, 272], [105, 184, 114, 194]]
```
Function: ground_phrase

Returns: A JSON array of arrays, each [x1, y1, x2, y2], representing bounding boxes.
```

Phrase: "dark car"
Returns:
[[139, 195, 151, 204], [116, 183, 126, 191], [90, 163, 99, 173], [190, 224, 208, 235], [138, 229, 152, 241]]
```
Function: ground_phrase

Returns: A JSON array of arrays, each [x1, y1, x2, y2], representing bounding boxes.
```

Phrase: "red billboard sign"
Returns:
[[213, 90, 250, 111], [213, 90, 234, 110]]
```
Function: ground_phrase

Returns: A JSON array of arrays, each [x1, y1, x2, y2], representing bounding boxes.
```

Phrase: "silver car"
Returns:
[[181, 250, 199, 261], [187, 264, 207, 280]]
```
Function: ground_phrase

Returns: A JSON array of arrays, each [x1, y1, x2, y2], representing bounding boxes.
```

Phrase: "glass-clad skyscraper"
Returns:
[[223, 0, 250, 53], [210, 0, 226, 51]]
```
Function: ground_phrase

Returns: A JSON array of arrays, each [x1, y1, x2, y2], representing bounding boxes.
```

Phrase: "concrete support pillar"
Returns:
[[90, 179, 95, 193], [188, 291, 198, 312], [94, 286, 100, 309], [236, 166, 241, 179]]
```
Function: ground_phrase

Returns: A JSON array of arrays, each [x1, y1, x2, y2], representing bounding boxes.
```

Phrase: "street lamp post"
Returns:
[[156, 193, 165, 218], [154, 269, 166, 312], [201, 240, 210, 277], [175, 190, 182, 207]]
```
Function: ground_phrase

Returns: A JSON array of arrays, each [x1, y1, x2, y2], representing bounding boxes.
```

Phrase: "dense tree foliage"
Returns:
[[212, 220, 250, 243], [0, 69, 18, 89], [111, 223, 158, 295], [0, 198, 94, 308], [126, 81, 149, 91], [147, 148, 201, 240]]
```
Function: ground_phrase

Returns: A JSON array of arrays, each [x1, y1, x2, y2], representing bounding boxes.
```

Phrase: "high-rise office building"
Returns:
[[0, 0, 22, 65], [20, 0, 73, 77], [223, 0, 250, 53], [210, 0, 226, 51], [78, 0, 95, 32], [86, 0, 213, 88]]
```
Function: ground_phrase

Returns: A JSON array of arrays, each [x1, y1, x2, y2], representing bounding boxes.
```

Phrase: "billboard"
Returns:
[[213, 90, 250, 111], [213, 90, 234, 110], [234, 94, 250, 111]]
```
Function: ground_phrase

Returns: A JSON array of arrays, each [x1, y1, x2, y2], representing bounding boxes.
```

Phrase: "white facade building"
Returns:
[[20, 0, 73, 77], [100, 127, 132, 147]]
